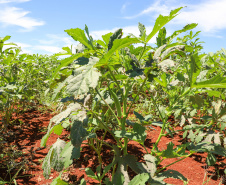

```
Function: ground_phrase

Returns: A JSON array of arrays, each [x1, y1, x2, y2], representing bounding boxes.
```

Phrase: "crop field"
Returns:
[[0, 7, 226, 185]]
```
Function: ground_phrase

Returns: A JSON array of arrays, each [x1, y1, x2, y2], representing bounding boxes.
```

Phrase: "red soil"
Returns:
[[1, 107, 226, 185]]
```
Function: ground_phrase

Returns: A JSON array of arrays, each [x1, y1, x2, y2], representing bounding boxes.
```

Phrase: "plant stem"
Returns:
[[155, 152, 194, 174], [84, 104, 122, 148], [126, 68, 152, 117], [148, 90, 167, 154], [95, 88, 122, 126]]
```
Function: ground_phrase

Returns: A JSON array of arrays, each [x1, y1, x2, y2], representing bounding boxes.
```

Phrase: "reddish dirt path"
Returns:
[[1, 107, 226, 185]]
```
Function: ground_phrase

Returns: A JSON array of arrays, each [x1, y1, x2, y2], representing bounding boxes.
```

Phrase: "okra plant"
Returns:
[[41, 7, 226, 185]]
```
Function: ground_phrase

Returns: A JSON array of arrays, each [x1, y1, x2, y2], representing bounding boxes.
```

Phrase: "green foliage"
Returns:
[[0, 5, 223, 185]]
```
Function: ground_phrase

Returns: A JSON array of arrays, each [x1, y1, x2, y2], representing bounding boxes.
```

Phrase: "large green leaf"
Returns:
[[132, 123, 147, 144], [158, 169, 187, 181], [65, 28, 93, 50], [60, 141, 80, 168], [42, 139, 66, 179], [66, 57, 101, 97], [188, 54, 201, 87], [102, 32, 113, 46], [192, 75, 226, 88], [146, 7, 183, 43], [51, 53, 86, 82], [128, 173, 149, 185], [138, 22, 147, 41], [95, 37, 140, 67], [166, 23, 198, 43], [41, 103, 81, 147], [70, 110, 88, 147], [108, 29, 123, 50], [51, 173, 68, 185], [136, 154, 157, 177], [156, 27, 166, 47]]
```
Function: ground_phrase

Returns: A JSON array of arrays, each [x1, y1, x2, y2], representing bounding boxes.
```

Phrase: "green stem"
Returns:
[[148, 90, 168, 154], [95, 88, 122, 126], [142, 144, 149, 154], [84, 105, 122, 148], [138, 44, 147, 62], [108, 66, 124, 98], [123, 138, 128, 155], [90, 138, 102, 164], [155, 152, 194, 174], [126, 68, 152, 117]]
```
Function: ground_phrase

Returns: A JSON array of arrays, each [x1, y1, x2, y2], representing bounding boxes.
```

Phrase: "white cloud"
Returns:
[[123, 0, 226, 34], [0, 7, 44, 31], [123, 0, 170, 19], [0, 0, 30, 3], [38, 34, 75, 46], [33, 45, 62, 54], [11, 42, 62, 54], [173, 0, 226, 33]]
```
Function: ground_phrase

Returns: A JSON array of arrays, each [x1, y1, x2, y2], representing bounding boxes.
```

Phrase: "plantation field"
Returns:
[[1, 107, 225, 185], [1, 7, 226, 185]]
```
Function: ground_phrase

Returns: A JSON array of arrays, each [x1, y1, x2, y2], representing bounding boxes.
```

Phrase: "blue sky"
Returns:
[[0, 0, 226, 55]]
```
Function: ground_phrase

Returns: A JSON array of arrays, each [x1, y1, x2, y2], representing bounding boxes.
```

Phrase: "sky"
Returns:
[[0, 0, 226, 55]]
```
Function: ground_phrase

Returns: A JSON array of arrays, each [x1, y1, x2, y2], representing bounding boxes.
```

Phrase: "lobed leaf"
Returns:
[[128, 173, 149, 185], [42, 139, 66, 179], [146, 7, 183, 43], [66, 57, 101, 97], [65, 28, 93, 50], [95, 37, 140, 67]]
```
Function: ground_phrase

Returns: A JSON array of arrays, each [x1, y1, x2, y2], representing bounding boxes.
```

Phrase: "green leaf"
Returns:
[[166, 23, 198, 43], [154, 73, 167, 88], [114, 130, 132, 138], [138, 22, 146, 41], [159, 169, 187, 181], [132, 123, 147, 144], [146, 7, 183, 43], [137, 154, 157, 177], [53, 124, 64, 135], [134, 111, 145, 122], [160, 142, 187, 158], [123, 155, 142, 174], [128, 173, 149, 185], [79, 178, 86, 185], [60, 141, 80, 168], [41, 103, 82, 147], [205, 90, 222, 98], [51, 53, 86, 82], [192, 75, 226, 89], [189, 54, 201, 87], [1, 35, 11, 42], [177, 73, 185, 82], [42, 139, 66, 179], [85, 168, 98, 181], [206, 153, 217, 166], [102, 32, 113, 46], [66, 57, 101, 97], [95, 37, 140, 67], [112, 171, 124, 185], [108, 29, 123, 50], [101, 163, 113, 179], [40, 132, 52, 147], [189, 94, 204, 109], [70, 111, 88, 147], [0, 180, 9, 184], [65, 28, 93, 50], [156, 27, 166, 47], [51, 173, 68, 185]]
